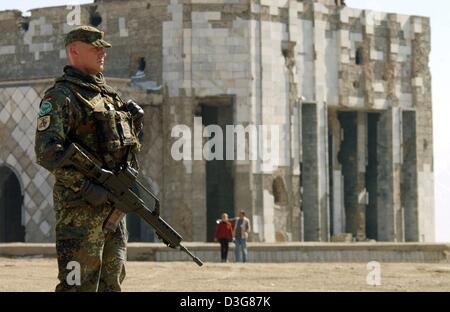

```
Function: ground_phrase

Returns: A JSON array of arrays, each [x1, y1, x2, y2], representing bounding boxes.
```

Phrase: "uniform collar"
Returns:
[[59, 65, 118, 96], [63, 65, 106, 87]]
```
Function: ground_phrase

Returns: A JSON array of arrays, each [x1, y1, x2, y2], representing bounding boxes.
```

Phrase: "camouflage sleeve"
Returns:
[[34, 89, 87, 192]]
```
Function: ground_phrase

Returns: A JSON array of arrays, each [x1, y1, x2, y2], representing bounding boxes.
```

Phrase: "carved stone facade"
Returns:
[[0, 0, 434, 243]]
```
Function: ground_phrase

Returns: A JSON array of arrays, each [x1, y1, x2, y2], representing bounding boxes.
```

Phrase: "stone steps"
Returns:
[[1, 242, 449, 263]]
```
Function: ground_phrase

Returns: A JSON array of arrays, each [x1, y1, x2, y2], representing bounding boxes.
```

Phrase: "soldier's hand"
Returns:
[[80, 180, 109, 207], [126, 100, 144, 120], [126, 100, 144, 135]]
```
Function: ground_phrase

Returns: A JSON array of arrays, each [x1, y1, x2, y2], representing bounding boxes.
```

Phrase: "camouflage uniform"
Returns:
[[34, 26, 142, 292]]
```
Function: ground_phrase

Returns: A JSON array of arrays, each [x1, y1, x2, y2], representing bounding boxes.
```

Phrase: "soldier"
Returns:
[[34, 26, 144, 292]]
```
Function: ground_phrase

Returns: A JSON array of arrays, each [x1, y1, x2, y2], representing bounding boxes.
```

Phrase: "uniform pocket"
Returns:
[[56, 225, 89, 240], [118, 218, 129, 242], [92, 110, 122, 152], [115, 111, 136, 146]]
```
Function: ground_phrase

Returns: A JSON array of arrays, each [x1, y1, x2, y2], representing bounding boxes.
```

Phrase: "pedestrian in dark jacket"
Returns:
[[215, 213, 233, 262]]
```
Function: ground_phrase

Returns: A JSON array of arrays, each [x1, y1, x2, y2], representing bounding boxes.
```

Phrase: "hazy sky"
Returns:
[[1, 1, 448, 242]]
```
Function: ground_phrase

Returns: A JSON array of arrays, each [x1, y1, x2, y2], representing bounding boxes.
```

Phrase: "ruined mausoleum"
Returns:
[[0, 0, 434, 243]]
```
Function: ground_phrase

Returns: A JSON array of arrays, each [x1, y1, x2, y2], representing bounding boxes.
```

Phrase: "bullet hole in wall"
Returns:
[[272, 176, 288, 206], [17, 16, 30, 33], [356, 47, 363, 65], [89, 6, 103, 27], [90, 12, 102, 27], [132, 57, 146, 79], [335, 0, 346, 6], [19, 22, 29, 32], [138, 57, 146, 71]]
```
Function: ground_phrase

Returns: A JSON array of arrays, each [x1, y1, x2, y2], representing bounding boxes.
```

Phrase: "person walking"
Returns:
[[215, 213, 233, 262], [233, 211, 250, 263]]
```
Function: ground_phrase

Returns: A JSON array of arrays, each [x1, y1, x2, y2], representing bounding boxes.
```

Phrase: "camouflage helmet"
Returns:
[[64, 25, 112, 48]]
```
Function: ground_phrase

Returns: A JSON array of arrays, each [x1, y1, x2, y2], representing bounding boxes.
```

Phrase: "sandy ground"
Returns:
[[0, 257, 449, 292]]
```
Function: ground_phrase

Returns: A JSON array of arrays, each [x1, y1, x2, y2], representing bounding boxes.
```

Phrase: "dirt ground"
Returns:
[[0, 257, 449, 292]]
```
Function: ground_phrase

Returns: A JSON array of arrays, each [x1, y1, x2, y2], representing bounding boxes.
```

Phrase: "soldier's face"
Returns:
[[74, 42, 106, 75]]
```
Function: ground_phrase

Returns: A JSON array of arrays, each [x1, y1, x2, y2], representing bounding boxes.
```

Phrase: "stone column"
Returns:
[[402, 111, 419, 241], [411, 16, 435, 242], [328, 110, 345, 236], [301, 102, 329, 241], [338, 112, 367, 241], [312, 2, 330, 242], [376, 107, 403, 241], [355, 111, 368, 241]]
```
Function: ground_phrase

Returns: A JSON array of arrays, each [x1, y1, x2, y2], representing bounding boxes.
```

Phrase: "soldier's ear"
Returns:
[[67, 42, 80, 59]]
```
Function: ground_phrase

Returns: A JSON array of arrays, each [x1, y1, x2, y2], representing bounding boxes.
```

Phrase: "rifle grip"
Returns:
[[103, 208, 126, 232]]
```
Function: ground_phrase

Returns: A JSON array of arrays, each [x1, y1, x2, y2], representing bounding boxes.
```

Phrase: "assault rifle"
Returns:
[[57, 143, 203, 266]]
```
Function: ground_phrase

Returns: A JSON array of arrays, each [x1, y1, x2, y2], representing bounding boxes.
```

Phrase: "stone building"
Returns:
[[0, 0, 434, 243]]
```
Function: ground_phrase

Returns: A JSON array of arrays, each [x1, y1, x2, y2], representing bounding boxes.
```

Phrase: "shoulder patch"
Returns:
[[39, 101, 53, 117], [37, 115, 51, 131]]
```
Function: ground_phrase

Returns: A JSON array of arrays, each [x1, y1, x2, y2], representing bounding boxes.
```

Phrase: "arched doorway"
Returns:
[[0, 165, 25, 242]]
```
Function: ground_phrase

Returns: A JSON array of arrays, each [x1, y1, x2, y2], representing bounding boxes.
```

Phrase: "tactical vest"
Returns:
[[52, 77, 141, 171]]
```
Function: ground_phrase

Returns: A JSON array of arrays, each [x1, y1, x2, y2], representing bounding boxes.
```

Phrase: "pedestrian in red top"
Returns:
[[215, 213, 233, 262]]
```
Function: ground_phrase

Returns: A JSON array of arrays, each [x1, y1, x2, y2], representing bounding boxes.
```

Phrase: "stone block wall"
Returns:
[[0, 0, 434, 243], [0, 0, 168, 82], [0, 82, 55, 242]]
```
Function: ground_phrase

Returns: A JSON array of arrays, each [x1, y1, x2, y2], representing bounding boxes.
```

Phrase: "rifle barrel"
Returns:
[[179, 244, 203, 267]]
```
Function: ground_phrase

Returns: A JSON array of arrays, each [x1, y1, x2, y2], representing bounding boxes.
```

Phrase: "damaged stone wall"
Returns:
[[326, 6, 433, 242], [0, 0, 168, 81], [0, 78, 161, 242], [411, 16, 434, 242], [0, 0, 434, 243]]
